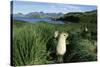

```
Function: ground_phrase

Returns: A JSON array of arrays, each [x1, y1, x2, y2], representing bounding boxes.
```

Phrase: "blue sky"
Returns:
[[12, 1, 97, 14]]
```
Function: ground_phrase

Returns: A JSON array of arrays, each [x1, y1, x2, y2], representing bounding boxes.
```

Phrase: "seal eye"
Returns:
[[64, 35, 66, 36]]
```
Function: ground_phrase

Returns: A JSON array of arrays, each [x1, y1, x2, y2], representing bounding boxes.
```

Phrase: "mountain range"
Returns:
[[13, 12, 64, 18]]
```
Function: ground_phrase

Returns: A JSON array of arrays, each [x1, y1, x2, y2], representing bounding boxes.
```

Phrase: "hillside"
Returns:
[[56, 10, 97, 24]]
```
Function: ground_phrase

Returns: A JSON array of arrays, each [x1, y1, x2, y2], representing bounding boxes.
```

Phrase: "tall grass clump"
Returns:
[[63, 31, 97, 63], [12, 22, 56, 66]]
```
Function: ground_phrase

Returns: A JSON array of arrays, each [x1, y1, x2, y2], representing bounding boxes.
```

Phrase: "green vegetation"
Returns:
[[57, 10, 97, 24], [12, 10, 97, 66]]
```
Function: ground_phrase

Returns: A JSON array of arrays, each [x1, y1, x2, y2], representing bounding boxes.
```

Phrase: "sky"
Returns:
[[12, 1, 97, 14]]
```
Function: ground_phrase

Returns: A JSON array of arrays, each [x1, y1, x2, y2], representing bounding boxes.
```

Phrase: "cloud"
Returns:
[[48, 4, 84, 13], [67, 5, 83, 12]]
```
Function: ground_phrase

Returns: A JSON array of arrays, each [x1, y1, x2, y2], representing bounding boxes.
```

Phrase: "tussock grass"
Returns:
[[12, 21, 97, 66]]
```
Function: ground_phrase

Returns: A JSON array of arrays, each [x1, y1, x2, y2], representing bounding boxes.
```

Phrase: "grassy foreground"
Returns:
[[12, 20, 97, 66]]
